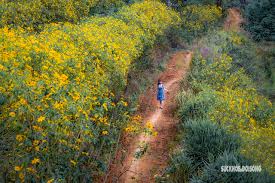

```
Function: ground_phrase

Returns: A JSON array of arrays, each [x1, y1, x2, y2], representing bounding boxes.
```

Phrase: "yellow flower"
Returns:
[[19, 98, 27, 105], [102, 130, 108, 135], [145, 122, 153, 130], [27, 80, 37, 87], [249, 118, 256, 126], [0, 64, 7, 71], [31, 158, 40, 165], [123, 101, 128, 107], [16, 135, 25, 142], [33, 140, 40, 146], [124, 127, 131, 132], [19, 172, 24, 180], [32, 125, 43, 132], [37, 116, 46, 123], [14, 166, 22, 171], [103, 103, 108, 111], [47, 179, 55, 183], [59, 74, 68, 85], [26, 167, 36, 173], [9, 112, 16, 117], [70, 160, 77, 166], [34, 146, 40, 152], [72, 94, 80, 101], [153, 131, 158, 136]]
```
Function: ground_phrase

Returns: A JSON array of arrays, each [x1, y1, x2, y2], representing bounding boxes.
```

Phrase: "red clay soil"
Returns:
[[104, 51, 192, 183], [224, 8, 244, 31]]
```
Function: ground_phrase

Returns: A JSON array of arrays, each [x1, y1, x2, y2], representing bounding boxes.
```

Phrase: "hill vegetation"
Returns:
[[0, 0, 274, 182], [0, 0, 131, 29]]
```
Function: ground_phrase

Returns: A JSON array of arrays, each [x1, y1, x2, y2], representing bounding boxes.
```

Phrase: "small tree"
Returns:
[[245, 0, 275, 41]]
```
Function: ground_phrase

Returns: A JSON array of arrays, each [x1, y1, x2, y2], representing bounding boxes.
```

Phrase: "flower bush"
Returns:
[[196, 30, 275, 98], [0, 0, 129, 29], [180, 4, 222, 41], [0, 1, 181, 181]]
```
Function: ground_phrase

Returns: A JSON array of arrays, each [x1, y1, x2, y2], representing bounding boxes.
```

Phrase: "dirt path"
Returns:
[[105, 51, 192, 183], [224, 8, 243, 31], [104, 8, 243, 183]]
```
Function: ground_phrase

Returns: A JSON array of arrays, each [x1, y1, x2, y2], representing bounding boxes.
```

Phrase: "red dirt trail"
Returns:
[[224, 8, 243, 31], [105, 51, 192, 183]]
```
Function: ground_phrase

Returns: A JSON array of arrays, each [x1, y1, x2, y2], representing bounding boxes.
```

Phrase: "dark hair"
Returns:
[[158, 79, 161, 85]]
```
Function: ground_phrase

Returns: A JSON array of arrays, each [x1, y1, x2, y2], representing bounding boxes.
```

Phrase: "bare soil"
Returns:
[[224, 8, 244, 31]]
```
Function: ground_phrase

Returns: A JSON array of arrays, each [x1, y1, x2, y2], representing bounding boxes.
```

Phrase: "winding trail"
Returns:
[[224, 8, 244, 31], [106, 51, 192, 183], [105, 8, 243, 183]]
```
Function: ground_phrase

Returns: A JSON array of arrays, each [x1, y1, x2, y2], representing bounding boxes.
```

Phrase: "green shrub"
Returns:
[[183, 119, 241, 167], [117, 0, 181, 46], [244, 0, 275, 41], [196, 30, 275, 98], [162, 151, 195, 183], [179, 4, 222, 42], [241, 126, 275, 174], [0, 0, 96, 28], [160, 119, 241, 182], [0, 0, 131, 29], [162, 0, 247, 9], [177, 89, 217, 121], [189, 52, 254, 91], [89, 0, 127, 15], [191, 152, 274, 183]]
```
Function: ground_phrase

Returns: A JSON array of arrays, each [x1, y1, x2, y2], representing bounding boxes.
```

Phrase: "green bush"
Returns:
[[89, 0, 128, 15], [177, 89, 217, 121], [0, 0, 130, 29], [191, 152, 274, 183], [179, 4, 222, 42], [245, 0, 275, 41], [163, 151, 195, 183], [189, 52, 254, 91], [159, 119, 241, 182], [183, 119, 241, 167]]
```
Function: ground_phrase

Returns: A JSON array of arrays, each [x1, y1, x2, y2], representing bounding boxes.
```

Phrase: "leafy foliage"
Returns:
[[244, 0, 275, 41], [191, 152, 274, 183], [177, 89, 217, 121], [179, 5, 222, 42], [161, 0, 244, 8], [196, 30, 275, 99], [183, 119, 241, 167], [159, 119, 241, 183], [0, 0, 132, 29]]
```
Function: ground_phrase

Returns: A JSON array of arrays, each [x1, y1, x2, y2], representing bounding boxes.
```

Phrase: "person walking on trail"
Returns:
[[157, 79, 167, 109]]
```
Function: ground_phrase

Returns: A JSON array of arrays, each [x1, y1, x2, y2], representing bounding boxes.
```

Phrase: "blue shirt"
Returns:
[[157, 84, 165, 101]]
